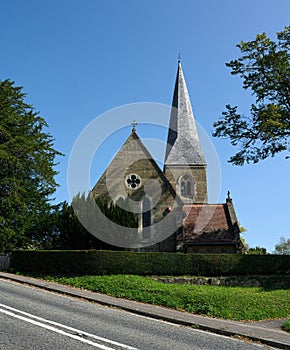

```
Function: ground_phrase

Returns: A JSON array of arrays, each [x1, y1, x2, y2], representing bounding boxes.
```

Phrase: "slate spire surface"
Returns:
[[164, 60, 206, 166]]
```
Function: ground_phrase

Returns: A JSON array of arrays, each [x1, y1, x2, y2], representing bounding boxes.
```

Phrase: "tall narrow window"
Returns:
[[181, 181, 186, 196], [142, 197, 151, 240], [179, 175, 194, 199], [187, 181, 193, 197]]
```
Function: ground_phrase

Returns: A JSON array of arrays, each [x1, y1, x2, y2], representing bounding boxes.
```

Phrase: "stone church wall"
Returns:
[[164, 165, 208, 203]]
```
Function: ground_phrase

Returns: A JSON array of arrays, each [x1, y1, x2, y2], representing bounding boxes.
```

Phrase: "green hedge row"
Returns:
[[9, 250, 290, 276]]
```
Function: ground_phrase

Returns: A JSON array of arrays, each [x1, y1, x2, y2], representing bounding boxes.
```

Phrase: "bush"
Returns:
[[9, 250, 290, 276], [282, 320, 290, 333]]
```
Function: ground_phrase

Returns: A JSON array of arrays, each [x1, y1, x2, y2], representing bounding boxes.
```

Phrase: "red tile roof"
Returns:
[[183, 203, 238, 243]]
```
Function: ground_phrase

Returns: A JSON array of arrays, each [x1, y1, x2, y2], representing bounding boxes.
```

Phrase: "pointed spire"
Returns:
[[164, 60, 206, 166]]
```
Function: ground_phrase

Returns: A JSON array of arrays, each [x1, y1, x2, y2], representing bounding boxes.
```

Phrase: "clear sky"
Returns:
[[1, 0, 289, 252]]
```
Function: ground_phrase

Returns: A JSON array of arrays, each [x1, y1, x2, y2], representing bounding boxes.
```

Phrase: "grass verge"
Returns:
[[31, 274, 289, 321]]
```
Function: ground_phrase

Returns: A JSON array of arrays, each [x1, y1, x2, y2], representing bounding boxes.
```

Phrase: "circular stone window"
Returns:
[[126, 174, 141, 190]]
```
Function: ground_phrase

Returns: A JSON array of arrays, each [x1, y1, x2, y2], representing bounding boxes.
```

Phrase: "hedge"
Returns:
[[9, 250, 290, 276]]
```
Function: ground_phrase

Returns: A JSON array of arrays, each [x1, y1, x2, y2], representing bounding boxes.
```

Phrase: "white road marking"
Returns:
[[0, 303, 138, 350]]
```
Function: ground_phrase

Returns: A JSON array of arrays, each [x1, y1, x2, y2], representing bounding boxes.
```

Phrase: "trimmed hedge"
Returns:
[[9, 250, 290, 276]]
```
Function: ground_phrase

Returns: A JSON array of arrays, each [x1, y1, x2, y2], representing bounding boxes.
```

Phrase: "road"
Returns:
[[0, 278, 277, 350]]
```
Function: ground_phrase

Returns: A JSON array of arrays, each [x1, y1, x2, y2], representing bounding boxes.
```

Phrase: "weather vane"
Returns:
[[178, 52, 181, 62], [131, 120, 137, 132]]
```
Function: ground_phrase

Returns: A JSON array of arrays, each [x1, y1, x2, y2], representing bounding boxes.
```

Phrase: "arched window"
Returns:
[[142, 197, 151, 240], [179, 175, 194, 199]]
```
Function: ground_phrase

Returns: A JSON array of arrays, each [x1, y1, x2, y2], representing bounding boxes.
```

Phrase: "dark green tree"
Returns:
[[55, 200, 112, 250], [28, 203, 62, 250], [213, 26, 290, 165], [96, 196, 138, 228], [32, 194, 139, 250], [27, 200, 115, 250], [71, 192, 138, 249], [0, 80, 62, 252], [247, 246, 268, 255]]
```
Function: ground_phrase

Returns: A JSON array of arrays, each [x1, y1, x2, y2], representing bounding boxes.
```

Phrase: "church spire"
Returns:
[[164, 60, 206, 166]]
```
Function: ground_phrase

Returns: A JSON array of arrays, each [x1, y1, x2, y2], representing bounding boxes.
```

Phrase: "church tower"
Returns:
[[164, 60, 208, 204]]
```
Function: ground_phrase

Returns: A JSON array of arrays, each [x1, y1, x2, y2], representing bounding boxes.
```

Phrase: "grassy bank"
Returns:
[[35, 274, 289, 321]]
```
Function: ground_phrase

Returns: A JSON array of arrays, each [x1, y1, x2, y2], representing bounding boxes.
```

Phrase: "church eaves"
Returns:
[[164, 61, 206, 166]]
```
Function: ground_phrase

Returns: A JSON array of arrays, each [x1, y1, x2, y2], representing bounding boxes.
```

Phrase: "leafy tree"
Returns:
[[31, 193, 139, 250], [213, 26, 290, 165], [237, 222, 247, 250], [67, 193, 138, 249], [247, 246, 268, 255], [28, 200, 116, 250], [0, 80, 62, 252], [55, 200, 113, 250], [71, 192, 139, 249], [273, 236, 290, 255], [95, 196, 138, 228], [28, 203, 63, 250]]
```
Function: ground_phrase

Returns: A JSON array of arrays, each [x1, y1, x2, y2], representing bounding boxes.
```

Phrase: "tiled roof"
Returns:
[[183, 203, 238, 243]]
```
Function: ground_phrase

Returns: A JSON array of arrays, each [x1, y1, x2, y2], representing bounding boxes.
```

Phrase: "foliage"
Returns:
[[9, 250, 290, 275], [58, 198, 114, 250], [273, 236, 290, 255], [0, 80, 62, 252], [29, 199, 124, 250], [34, 274, 290, 321], [213, 26, 290, 165], [50, 201, 112, 250], [96, 196, 138, 228], [28, 192, 139, 250], [282, 320, 290, 333], [71, 192, 139, 248], [28, 203, 64, 250], [247, 246, 268, 255], [238, 224, 247, 250]]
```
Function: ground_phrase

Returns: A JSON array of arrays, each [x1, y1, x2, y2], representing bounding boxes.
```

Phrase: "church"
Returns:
[[92, 60, 244, 254]]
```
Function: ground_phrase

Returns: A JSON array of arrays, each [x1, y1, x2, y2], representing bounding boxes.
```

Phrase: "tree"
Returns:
[[237, 222, 248, 250], [28, 203, 63, 250], [71, 192, 139, 249], [28, 200, 107, 250], [31, 194, 139, 250], [247, 246, 268, 255], [213, 27, 290, 165], [52, 200, 112, 250], [0, 80, 62, 252], [95, 196, 138, 229], [273, 236, 290, 255]]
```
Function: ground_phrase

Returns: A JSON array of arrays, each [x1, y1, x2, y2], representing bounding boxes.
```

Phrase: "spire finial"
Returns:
[[178, 52, 181, 63], [227, 190, 231, 199], [131, 120, 137, 132]]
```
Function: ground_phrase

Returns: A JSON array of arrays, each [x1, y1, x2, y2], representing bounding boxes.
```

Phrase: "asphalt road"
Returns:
[[0, 279, 277, 350]]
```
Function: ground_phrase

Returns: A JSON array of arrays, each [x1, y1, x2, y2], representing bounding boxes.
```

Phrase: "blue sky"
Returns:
[[1, 0, 289, 252]]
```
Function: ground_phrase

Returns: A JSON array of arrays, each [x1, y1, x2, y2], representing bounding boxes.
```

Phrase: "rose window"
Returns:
[[126, 174, 141, 189]]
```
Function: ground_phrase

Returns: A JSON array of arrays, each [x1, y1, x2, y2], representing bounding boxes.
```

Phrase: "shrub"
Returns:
[[282, 320, 290, 333], [9, 250, 290, 276]]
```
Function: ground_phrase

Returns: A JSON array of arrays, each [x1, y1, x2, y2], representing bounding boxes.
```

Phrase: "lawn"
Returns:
[[37, 274, 290, 321]]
